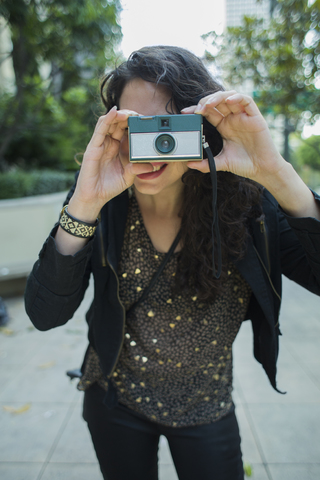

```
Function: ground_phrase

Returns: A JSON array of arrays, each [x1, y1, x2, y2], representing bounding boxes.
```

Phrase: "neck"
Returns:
[[133, 185, 184, 219]]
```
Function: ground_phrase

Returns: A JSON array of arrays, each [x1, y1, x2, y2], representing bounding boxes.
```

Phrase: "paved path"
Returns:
[[0, 276, 319, 480]]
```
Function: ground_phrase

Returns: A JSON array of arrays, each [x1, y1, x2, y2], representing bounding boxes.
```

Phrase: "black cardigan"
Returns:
[[25, 188, 320, 394]]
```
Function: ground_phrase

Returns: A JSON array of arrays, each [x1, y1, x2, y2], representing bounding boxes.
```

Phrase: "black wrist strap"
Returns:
[[127, 229, 181, 317], [204, 143, 222, 279]]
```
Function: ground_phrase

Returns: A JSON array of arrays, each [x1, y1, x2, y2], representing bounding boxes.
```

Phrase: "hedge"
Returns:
[[0, 170, 76, 200]]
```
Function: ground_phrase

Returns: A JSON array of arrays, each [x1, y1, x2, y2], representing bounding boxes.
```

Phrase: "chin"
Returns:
[[133, 181, 165, 196]]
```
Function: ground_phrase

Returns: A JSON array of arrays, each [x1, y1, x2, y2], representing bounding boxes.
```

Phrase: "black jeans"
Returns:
[[83, 384, 244, 480]]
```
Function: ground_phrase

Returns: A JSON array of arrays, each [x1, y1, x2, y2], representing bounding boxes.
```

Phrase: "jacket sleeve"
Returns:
[[24, 176, 94, 331], [278, 191, 320, 295]]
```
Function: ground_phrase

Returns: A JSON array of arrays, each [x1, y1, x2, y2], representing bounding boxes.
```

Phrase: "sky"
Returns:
[[119, 0, 225, 59]]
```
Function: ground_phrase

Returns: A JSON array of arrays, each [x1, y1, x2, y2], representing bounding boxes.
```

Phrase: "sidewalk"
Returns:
[[0, 276, 319, 480]]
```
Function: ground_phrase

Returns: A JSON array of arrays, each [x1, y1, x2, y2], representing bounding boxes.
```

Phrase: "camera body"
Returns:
[[128, 114, 203, 162]]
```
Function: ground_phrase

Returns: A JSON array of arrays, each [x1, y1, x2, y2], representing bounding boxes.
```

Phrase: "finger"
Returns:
[[107, 121, 128, 142], [89, 107, 118, 148], [90, 108, 140, 148], [198, 91, 260, 119], [187, 159, 210, 173], [107, 109, 141, 141], [189, 154, 229, 174], [200, 97, 235, 118], [195, 90, 238, 112], [187, 156, 230, 174], [195, 90, 243, 120], [225, 93, 260, 117], [195, 105, 225, 127], [180, 105, 197, 114], [205, 101, 230, 118]]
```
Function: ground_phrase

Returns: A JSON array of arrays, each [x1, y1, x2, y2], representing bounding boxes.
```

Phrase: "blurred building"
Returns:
[[224, 0, 274, 96], [225, 0, 273, 27], [225, 0, 283, 150], [0, 16, 15, 94]]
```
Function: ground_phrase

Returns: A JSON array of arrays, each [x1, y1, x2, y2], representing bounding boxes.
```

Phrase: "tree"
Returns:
[[204, 0, 320, 162], [295, 134, 320, 171], [0, 0, 122, 171]]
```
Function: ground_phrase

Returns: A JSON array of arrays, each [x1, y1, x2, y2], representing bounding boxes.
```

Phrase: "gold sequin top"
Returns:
[[78, 193, 251, 427]]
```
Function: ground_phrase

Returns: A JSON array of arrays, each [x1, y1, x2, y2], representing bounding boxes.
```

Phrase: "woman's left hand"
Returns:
[[182, 91, 286, 188], [182, 91, 320, 220]]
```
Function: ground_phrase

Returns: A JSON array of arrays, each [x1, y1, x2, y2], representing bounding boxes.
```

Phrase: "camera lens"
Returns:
[[155, 134, 175, 154]]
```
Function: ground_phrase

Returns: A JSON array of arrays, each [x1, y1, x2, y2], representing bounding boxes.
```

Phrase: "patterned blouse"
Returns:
[[78, 192, 251, 427]]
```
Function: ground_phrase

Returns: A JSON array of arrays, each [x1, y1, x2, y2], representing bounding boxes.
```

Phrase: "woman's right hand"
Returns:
[[67, 106, 153, 222]]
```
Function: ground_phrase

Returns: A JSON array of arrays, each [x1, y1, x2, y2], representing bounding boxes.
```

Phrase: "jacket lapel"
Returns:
[[107, 191, 129, 271], [233, 237, 275, 329]]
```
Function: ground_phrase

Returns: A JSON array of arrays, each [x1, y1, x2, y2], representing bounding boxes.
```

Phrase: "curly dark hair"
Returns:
[[100, 45, 262, 301]]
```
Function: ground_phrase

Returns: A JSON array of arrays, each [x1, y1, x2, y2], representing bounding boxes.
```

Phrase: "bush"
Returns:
[[1, 86, 95, 172], [294, 135, 320, 172], [0, 0, 122, 172], [0, 169, 76, 200]]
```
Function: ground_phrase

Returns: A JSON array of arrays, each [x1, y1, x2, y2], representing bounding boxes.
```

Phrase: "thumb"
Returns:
[[211, 153, 228, 172], [187, 159, 210, 173]]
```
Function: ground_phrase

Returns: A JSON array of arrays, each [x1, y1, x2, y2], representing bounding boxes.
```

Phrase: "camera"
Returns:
[[128, 114, 203, 162]]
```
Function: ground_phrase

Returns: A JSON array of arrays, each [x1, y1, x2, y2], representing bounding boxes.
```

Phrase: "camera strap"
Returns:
[[203, 142, 222, 279], [126, 229, 182, 317]]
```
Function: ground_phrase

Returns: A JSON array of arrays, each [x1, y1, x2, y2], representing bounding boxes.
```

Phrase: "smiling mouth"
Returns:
[[151, 162, 167, 172], [137, 163, 168, 180]]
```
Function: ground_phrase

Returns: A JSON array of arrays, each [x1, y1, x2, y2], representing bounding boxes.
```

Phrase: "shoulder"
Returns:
[[260, 189, 281, 229], [262, 188, 278, 210]]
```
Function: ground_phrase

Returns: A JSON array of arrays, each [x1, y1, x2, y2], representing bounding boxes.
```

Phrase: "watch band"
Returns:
[[59, 205, 99, 238]]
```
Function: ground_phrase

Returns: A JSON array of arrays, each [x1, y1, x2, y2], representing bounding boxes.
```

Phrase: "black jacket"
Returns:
[[25, 188, 320, 393]]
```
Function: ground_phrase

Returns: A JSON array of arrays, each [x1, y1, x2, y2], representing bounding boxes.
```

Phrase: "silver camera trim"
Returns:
[[129, 131, 202, 162]]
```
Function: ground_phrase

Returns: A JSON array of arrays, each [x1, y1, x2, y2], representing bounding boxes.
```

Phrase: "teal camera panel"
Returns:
[[128, 114, 203, 162]]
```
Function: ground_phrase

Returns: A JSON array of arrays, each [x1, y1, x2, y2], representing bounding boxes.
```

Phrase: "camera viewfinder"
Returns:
[[159, 118, 171, 130]]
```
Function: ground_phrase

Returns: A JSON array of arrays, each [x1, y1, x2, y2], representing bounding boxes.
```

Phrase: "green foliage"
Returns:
[[295, 135, 320, 171], [1, 83, 95, 171], [0, 0, 122, 172], [204, 0, 320, 161], [0, 169, 75, 199], [0, 0, 122, 89], [243, 462, 253, 477]]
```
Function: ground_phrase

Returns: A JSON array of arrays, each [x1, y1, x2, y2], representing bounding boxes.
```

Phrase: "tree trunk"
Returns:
[[283, 116, 296, 164], [283, 116, 291, 163], [0, 3, 37, 167]]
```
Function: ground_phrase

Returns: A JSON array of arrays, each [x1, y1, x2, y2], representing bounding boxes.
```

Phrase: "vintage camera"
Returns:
[[128, 114, 203, 162]]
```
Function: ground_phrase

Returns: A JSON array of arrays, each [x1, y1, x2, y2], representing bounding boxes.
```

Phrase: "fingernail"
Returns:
[[111, 105, 117, 111]]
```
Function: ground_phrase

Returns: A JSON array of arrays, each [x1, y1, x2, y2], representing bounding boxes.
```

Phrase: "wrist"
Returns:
[[68, 196, 102, 224], [59, 204, 99, 239], [262, 161, 294, 200], [55, 226, 89, 256], [263, 162, 318, 218]]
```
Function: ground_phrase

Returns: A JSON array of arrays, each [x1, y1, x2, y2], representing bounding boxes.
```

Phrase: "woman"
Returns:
[[25, 46, 320, 480]]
